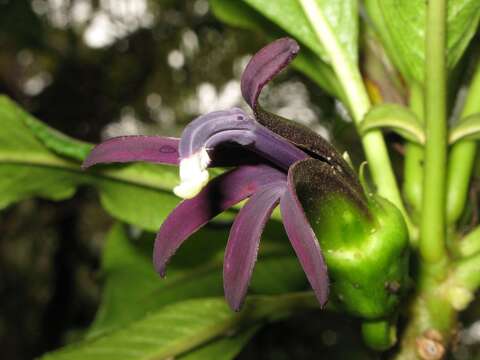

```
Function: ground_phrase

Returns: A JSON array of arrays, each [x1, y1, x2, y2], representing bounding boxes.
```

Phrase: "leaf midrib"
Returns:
[[0, 151, 177, 193]]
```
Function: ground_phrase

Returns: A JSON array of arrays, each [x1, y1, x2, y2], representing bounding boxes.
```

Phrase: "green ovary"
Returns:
[[311, 194, 409, 319]]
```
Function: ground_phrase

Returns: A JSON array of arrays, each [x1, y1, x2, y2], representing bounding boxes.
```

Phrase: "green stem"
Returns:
[[446, 63, 480, 224], [403, 83, 424, 220], [361, 318, 397, 351], [298, 0, 412, 234], [299, 0, 369, 121], [395, 263, 456, 359], [397, 3, 452, 356], [420, 0, 448, 264]]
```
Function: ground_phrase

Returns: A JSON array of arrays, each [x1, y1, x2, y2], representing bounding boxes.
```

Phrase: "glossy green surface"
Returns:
[[307, 193, 409, 319]]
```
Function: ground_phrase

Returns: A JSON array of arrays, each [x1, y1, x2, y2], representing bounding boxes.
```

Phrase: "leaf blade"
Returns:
[[449, 113, 480, 144], [365, 0, 480, 83], [209, 0, 345, 97], [360, 104, 425, 144], [0, 96, 180, 231], [243, 0, 358, 64]]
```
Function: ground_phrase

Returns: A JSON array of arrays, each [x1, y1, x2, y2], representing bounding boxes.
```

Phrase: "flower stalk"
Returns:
[[298, 0, 412, 236], [403, 82, 424, 220], [420, 0, 448, 265], [396, 1, 455, 357]]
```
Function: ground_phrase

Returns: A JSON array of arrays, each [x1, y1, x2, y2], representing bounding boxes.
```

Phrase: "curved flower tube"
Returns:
[[174, 108, 308, 198], [83, 37, 406, 314]]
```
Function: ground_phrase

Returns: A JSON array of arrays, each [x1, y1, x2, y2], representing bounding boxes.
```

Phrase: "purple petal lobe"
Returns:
[[241, 37, 299, 110], [154, 164, 286, 276], [82, 136, 179, 169], [179, 108, 254, 159], [178, 107, 308, 172], [280, 165, 329, 307], [224, 184, 286, 311]]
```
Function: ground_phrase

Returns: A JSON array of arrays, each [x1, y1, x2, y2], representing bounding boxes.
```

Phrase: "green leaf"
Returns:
[[292, 48, 346, 101], [0, 95, 179, 231], [41, 292, 318, 360], [365, 0, 480, 83], [88, 222, 307, 337], [85, 225, 303, 358], [178, 327, 258, 360], [209, 0, 344, 98], [44, 222, 318, 359], [21, 112, 93, 162], [243, 0, 358, 64], [42, 297, 245, 360], [210, 0, 265, 31], [87, 224, 226, 338], [360, 104, 425, 144], [449, 113, 480, 144]]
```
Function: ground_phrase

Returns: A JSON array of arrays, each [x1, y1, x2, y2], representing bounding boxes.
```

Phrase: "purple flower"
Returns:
[[83, 38, 364, 311]]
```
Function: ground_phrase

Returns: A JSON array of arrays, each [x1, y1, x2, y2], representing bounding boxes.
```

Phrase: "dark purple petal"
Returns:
[[288, 158, 369, 215], [255, 109, 363, 193], [154, 164, 287, 276], [241, 37, 299, 110], [179, 108, 253, 158], [82, 136, 179, 169], [280, 165, 329, 307], [174, 108, 309, 199], [223, 184, 286, 311], [178, 108, 308, 171]]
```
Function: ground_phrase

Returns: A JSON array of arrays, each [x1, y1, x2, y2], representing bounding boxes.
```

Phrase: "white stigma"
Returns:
[[173, 149, 211, 199]]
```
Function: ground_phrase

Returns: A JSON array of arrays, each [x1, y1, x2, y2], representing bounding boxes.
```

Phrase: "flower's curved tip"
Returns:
[[153, 247, 168, 278], [230, 302, 243, 312], [282, 37, 300, 53], [241, 37, 300, 110], [158, 268, 167, 278], [225, 291, 244, 312], [224, 279, 248, 312], [174, 151, 210, 199], [154, 262, 167, 278], [265, 37, 300, 56], [81, 155, 95, 170], [320, 299, 328, 309]]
